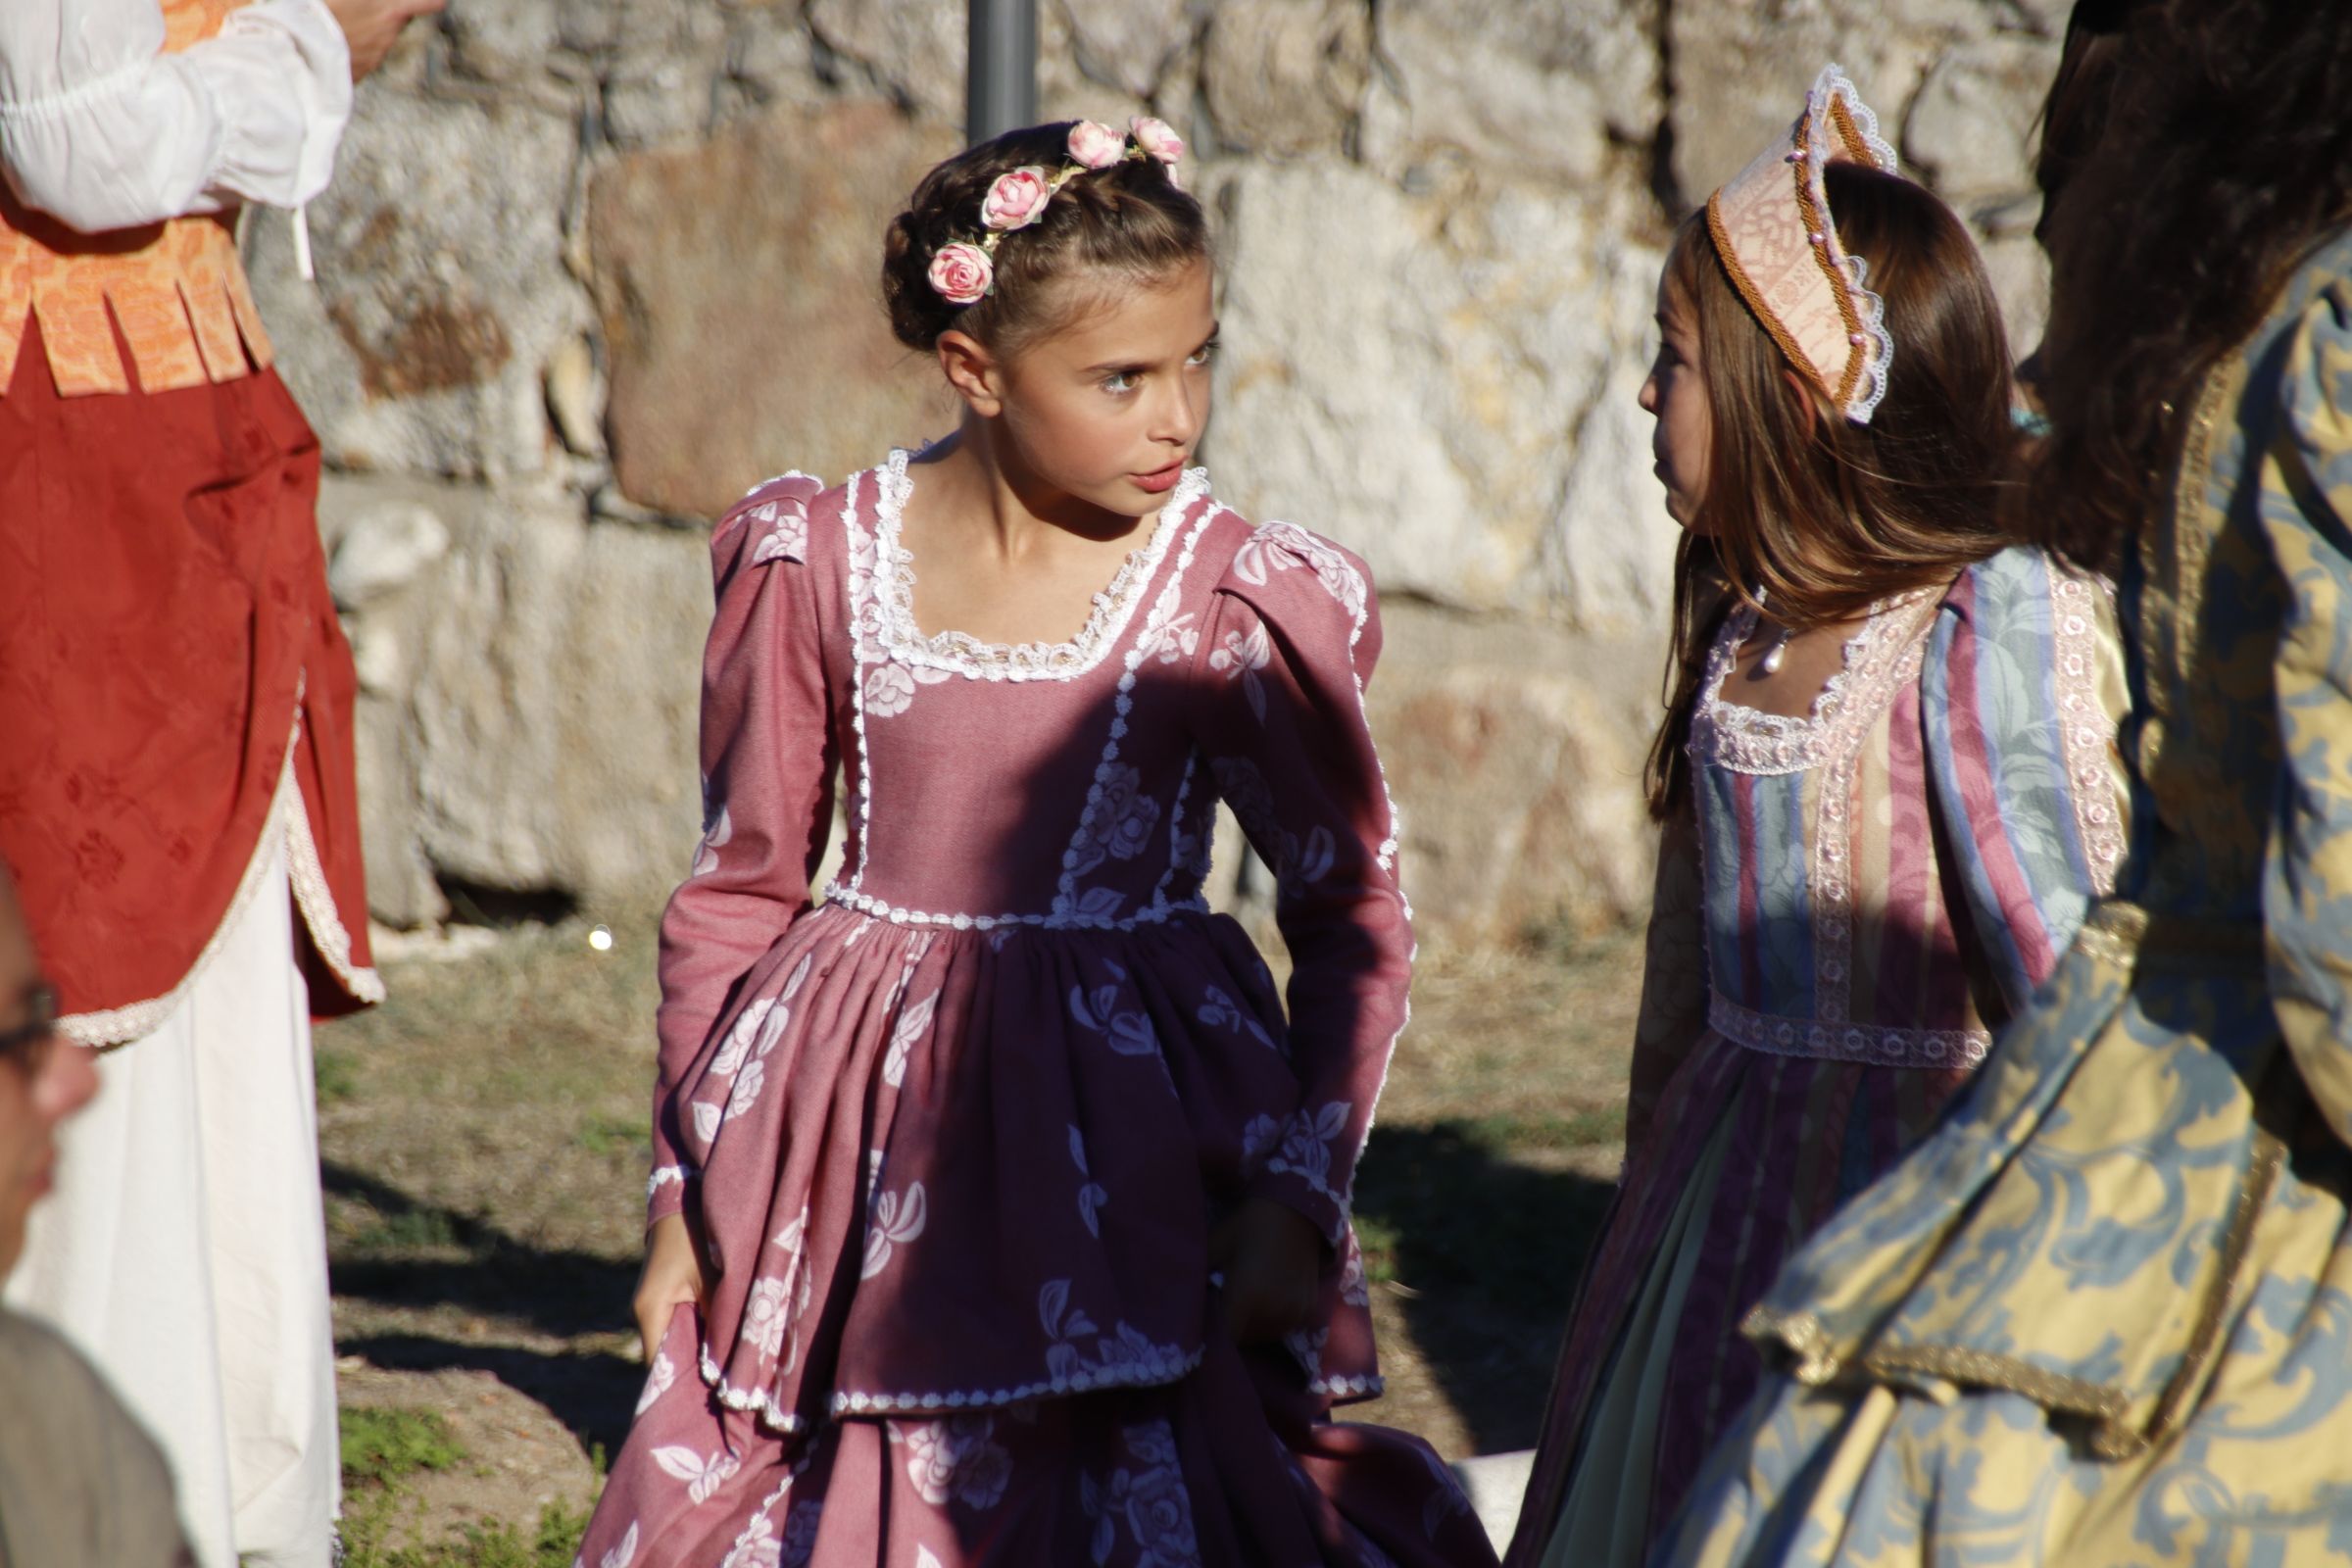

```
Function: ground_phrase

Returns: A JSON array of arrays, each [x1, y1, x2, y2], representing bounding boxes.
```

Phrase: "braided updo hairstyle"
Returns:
[[882, 122, 1210, 356]]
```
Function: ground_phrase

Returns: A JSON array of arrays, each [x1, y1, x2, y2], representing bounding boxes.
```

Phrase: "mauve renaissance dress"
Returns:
[[573, 450, 1499, 1568]]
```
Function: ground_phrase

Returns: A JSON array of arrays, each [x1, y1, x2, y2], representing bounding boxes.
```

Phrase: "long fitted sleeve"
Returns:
[[0, 0, 351, 233], [649, 474, 836, 1224], [1921, 548, 2131, 1021], [1189, 522, 1410, 1246], [2261, 273, 2352, 1147]]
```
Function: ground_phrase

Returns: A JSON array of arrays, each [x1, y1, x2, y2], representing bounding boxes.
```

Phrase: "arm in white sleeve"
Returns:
[[0, 0, 352, 234]]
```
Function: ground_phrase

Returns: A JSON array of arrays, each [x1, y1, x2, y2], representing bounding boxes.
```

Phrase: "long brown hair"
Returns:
[[1645, 163, 2020, 817], [2025, 1, 2352, 568]]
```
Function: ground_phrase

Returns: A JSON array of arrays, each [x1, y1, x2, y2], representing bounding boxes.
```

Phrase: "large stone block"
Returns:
[[438, 0, 563, 85], [1369, 603, 1661, 946], [318, 474, 713, 924], [589, 98, 959, 519], [1055, 0, 1194, 102], [1200, 0, 1373, 159], [1204, 159, 1675, 627], [1366, 0, 1656, 185], [807, 0, 964, 123], [247, 88, 591, 483], [1901, 35, 2063, 201], [1665, 0, 1989, 207]]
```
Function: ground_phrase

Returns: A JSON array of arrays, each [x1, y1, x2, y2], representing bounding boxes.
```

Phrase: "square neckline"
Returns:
[[869, 447, 1207, 683]]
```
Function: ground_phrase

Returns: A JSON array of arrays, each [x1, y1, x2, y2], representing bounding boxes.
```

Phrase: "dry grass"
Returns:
[[320, 907, 1642, 1544]]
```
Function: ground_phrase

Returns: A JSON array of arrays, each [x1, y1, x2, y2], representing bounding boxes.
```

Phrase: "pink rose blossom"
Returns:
[[1066, 120, 1125, 170], [982, 166, 1053, 231], [1129, 117, 1185, 165], [927, 241, 994, 306]]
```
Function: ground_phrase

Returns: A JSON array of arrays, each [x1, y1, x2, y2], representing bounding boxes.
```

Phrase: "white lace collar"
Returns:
[[862, 447, 1209, 682], [1693, 586, 1944, 775]]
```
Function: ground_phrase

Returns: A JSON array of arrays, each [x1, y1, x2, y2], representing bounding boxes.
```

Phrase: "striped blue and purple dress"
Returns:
[[1507, 544, 2132, 1568]]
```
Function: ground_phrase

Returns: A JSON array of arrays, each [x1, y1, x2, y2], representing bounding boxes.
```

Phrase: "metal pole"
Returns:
[[966, 0, 1038, 145]]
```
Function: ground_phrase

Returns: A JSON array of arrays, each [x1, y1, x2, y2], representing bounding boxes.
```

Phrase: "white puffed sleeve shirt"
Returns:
[[0, 0, 351, 234]]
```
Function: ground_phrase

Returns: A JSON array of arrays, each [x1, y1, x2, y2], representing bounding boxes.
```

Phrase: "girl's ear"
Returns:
[[938, 329, 1005, 418], [1780, 366, 1824, 439]]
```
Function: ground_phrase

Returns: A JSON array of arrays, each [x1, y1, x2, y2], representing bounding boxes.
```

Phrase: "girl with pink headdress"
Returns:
[[571, 118, 1497, 1568], [1505, 68, 2133, 1568]]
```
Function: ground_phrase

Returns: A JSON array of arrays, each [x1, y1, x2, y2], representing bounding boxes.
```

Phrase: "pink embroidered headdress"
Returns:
[[1706, 65, 1901, 423]]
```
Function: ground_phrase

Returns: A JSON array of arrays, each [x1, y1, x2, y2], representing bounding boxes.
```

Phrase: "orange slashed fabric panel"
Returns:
[[0, 0, 275, 399]]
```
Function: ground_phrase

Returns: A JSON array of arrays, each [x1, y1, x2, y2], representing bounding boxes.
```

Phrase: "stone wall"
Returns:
[[263, 0, 2068, 945]]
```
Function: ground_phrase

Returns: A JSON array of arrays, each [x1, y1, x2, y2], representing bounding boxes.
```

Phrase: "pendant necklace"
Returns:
[[1754, 592, 1794, 675]]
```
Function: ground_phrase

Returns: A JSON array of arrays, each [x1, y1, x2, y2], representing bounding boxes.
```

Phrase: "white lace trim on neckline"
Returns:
[[1693, 587, 1943, 776], [867, 447, 1209, 683]]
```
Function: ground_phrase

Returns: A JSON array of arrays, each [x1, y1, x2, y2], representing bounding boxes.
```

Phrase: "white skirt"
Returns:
[[7, 828, 340, 1568]]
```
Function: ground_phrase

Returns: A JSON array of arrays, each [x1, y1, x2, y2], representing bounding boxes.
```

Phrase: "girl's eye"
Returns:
[[1102, 370, 1141, 394], [1187, 340, 1217, 367]]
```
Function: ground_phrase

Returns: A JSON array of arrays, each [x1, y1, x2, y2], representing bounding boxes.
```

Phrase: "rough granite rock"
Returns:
[[1369, 604, 1662, 946], [1369, 0, 1657, 185], [1200, 0, 1373, 159], [1206, 158, 1672, 620], [1665, 0, 1989, 206], [319, 473, 712, 924], [589, 99, 958, 518], [1054, 0, 1194, 102], [1902, 35, 2064, 201], [807, 0, 966, 122], [248, 87, 589, 483]]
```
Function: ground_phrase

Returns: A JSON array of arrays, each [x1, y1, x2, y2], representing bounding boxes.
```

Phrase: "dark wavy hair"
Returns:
[[2031, 0, 2141, 251], [881, 122, 1209, 356], [1644, 164, 2019, 818], [2025, 1, 2352, 567]]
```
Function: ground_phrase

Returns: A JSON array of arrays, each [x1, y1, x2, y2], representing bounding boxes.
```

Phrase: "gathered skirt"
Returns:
[[582, 899, 1497, 1566], [1506, 1033, 1970, 1568], [583, 1303, 1495, 1567]]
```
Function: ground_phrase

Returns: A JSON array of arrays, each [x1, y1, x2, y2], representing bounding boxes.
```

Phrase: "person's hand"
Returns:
[[324, 0, 446, 82], [1209, 1197, 1325, 1345], [633, 1211, 710, 1364]]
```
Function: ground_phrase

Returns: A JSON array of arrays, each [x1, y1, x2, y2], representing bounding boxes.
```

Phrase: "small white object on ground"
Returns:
[[1450, 1449, 1536, 1555], [588, 924, 614, 952]]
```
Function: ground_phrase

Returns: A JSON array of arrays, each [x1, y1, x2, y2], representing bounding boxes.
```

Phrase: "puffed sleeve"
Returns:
[[0, 0, 351, 233], [1920, 547, 2132, 1019], [648, 473, 834, 1226], [1622, 806, 1705, 1166], [2261, 270, 2352, 1146], [1188, 521, 1409, 1247]]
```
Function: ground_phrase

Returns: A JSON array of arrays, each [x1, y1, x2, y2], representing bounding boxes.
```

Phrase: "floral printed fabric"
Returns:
[[575, 1312, 1494, 1568], [580, 462, 1467, 1564], [1654, 228, 2352, 1567]]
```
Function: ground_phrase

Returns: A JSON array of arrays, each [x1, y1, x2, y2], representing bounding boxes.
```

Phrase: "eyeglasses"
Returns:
[[0, 983, 59, 1076]]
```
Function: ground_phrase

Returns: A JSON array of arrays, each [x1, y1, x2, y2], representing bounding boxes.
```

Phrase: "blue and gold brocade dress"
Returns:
[[1659, 225, 2352, 1567]]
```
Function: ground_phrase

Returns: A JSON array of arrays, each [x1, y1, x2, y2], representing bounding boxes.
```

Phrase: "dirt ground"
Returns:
[[321, 906, 1642, 1552]]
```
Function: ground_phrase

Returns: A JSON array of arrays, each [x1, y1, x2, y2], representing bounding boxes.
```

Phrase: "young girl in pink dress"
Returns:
[[572, 119, 1496, 1568]]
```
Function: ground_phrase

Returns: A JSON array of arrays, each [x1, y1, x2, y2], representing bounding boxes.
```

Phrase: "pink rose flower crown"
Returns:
[[925, 118, 1188, 308]]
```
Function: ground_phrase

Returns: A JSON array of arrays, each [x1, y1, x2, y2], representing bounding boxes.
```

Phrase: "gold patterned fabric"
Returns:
[[0, 0, 274, 399], [1659, 225, 2352, 1563]]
